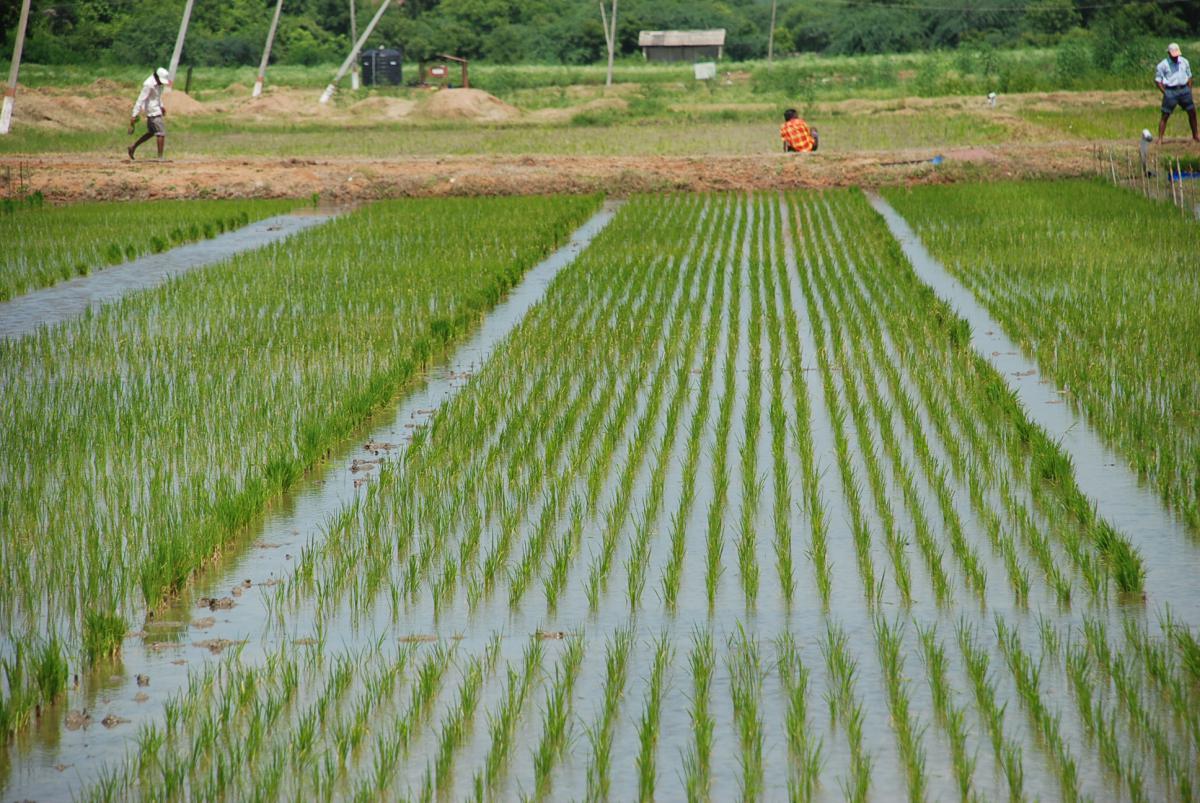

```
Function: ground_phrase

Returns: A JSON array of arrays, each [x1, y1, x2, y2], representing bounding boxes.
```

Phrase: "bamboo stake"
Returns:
[[0, 0, 33, 135], [253, 0, 286, 98], [350, 0, 360, 90]]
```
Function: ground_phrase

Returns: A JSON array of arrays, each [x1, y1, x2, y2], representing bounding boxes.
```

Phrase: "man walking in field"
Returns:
[[781, 108, 818, 153], [1155, 43, 1198, 144], [127, 67, 172, 160]]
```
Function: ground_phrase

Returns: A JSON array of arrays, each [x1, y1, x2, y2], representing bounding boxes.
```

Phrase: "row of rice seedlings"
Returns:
[[1079, 616, 1197, 798], [775, 634, 822, 802], [704, 205, 748, 608], [584, 627, 634, 802], [0, 198, 296, 300], [915, 624, 977, 800], [820, 623, 872, 802], [475, 639, 545, 794], [727, 627, 766, 800], [531, 634, 586, 799], [1062, 635, 1147, 801], [993, 617, 1080, 800], [682, 629, 716, 801], [300, 196, 693, 623], [768, 198, 830, 605], [1124, 613, 1200, 747], [1, 195, 602, 732], [635, 636, 673, 802], [822, 189, 1145, 600], [955, 621, 1026, 802], [885, 180, 1200, 531], [805, 194, 991, 604], [758, 199, 796, 606], [0, 636, 69, 739], [735, 197, 770, 607], [872, 616, 929, 800]]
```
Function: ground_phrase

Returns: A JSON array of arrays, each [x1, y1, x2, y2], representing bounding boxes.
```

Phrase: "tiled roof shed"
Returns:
[[638, 29, 726, 62]]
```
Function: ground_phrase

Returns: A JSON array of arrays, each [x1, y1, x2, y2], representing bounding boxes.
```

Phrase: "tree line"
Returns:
[[3, 0, 1196, 68]]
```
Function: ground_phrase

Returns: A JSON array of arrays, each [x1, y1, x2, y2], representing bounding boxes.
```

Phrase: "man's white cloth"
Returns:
[[1156, 55, 1192, 88], [132, 75, 166, 119]]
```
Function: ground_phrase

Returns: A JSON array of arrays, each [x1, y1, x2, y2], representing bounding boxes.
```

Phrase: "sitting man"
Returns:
[[780, 108, 818, 153]]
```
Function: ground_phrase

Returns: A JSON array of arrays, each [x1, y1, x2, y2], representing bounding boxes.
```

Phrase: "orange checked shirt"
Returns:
[[781, 118, 815, 152]]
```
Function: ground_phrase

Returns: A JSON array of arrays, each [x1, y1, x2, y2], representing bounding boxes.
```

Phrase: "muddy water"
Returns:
[[0, 211, 335, 342], [0, 201, 621, 802], [867, 192, 1200, 606]]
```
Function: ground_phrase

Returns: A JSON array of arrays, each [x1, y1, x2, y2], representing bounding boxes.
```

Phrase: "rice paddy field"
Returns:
[[2, 184, 1199, 802]]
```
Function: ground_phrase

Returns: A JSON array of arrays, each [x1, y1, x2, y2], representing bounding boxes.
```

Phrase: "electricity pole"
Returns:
[[0, 0, 32, 135], [350, 0, 360, 90], [600, 0, 618, 88], [167, 0, 196, 87], [768, 0, 778, 64], [320, 0, 401, 104], [253, 0, 286, 98]]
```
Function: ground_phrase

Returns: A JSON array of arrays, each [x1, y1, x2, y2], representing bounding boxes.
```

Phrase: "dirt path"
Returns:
[[3, 143, 1108, 202]]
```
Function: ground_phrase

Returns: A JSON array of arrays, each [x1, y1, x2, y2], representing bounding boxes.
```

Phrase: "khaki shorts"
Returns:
[[146, 115, 166, 136]]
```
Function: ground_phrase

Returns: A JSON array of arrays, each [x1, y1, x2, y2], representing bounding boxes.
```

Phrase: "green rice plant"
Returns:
[[585, 626, 634, 802], [776, 634, 822, 802], [727, 626, 765, 801], [683, 628, 716, 802], [532, 634, 586, 799], [636, 635, 673, 803], [872, 616, 928, 801], [0, 199, 294, 300], [886, 180, 1200, 533]]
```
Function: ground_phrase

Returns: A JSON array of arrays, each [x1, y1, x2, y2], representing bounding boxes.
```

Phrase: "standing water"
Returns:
[[867, 191, 1200, 602], [0, 211, 336, 341], [0, 201, 622, 801]]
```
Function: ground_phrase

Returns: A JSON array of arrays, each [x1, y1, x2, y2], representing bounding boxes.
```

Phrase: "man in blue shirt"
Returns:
[[1155, 42, 1198, 144]]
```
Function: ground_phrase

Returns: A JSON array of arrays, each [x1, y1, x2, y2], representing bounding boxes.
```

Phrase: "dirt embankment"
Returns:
[[5, 143, 1105, 203]]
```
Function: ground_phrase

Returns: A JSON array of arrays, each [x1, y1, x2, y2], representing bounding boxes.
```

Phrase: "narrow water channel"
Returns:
[[867, 191, 1200, 605], [0, 210, 336, 341], [1, 201, 622, 802]]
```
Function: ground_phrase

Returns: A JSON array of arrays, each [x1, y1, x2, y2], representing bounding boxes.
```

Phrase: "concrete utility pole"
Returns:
[[350, 0, 360, 90], [319, 0, 400, 104], [0, 0, 32, 135], [600, 0, 618, 88], [167, 0, 196, 88], [253, 0, 286, 98], [768, 0, 778, 64]]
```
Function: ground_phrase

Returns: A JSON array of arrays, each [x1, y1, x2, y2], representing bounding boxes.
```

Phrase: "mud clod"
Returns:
[[65, 710, 92, 731], [101, 714, 130, 729], [135, 674, 150, 687]]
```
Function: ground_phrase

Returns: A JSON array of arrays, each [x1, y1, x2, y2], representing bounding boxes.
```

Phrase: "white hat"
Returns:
[[1167, 43, 1181, 55], [155, 67, 172, 85]]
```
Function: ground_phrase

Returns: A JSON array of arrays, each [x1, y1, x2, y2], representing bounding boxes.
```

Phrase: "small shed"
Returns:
[[638, 30, 726, 62]]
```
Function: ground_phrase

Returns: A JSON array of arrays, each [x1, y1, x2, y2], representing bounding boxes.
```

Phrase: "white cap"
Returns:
[[155, 67, 172, 85], [1167, 43, 1181, 55]]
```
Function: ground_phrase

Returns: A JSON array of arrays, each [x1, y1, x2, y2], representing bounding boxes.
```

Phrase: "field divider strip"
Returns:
[[866, 190, 1192, 598], [0, 210, 335, 341]]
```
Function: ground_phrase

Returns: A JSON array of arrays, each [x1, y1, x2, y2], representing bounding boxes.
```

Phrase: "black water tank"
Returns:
[[361, 48, 403, 86]]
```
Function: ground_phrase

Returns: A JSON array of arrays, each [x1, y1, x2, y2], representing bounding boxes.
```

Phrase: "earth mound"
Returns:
[[418, 88, 519, 122]]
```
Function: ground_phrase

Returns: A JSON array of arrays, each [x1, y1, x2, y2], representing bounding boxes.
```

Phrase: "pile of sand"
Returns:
[[13, 88, 125, 130], [417, 88, 519, 122], [238, 89, 336, 119], [164, 90, 205, 116], [351, 96, 417, 120]]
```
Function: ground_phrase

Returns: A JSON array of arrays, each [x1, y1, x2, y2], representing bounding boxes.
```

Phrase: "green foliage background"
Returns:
[[1, 0, 1197, 68]]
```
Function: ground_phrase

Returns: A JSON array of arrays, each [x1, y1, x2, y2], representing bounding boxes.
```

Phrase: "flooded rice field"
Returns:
[[2, 189, 1198, 802]]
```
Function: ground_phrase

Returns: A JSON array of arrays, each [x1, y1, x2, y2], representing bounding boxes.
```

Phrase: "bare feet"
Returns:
[[127, 145, 135, 161]]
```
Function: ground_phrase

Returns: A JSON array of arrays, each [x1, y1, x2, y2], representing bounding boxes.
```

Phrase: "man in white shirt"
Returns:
[[127, 67, 172, 160], [1155, 43, 1197, 144]]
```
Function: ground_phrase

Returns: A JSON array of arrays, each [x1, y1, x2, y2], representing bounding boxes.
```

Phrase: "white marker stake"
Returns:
[[0, 0, 33, 135], [349, 0, 360, 90], [253, 0, 286, 97], [319, 0, 397, 104]]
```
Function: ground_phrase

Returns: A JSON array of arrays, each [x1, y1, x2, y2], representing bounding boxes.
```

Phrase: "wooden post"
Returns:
[[320, 0, 399, 104], [0, 0, 33, 135], [253, 0, 285, 98], [350, 0, 360, 90], [767, 0, 778, 65], [167, 0, 196, 87]]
